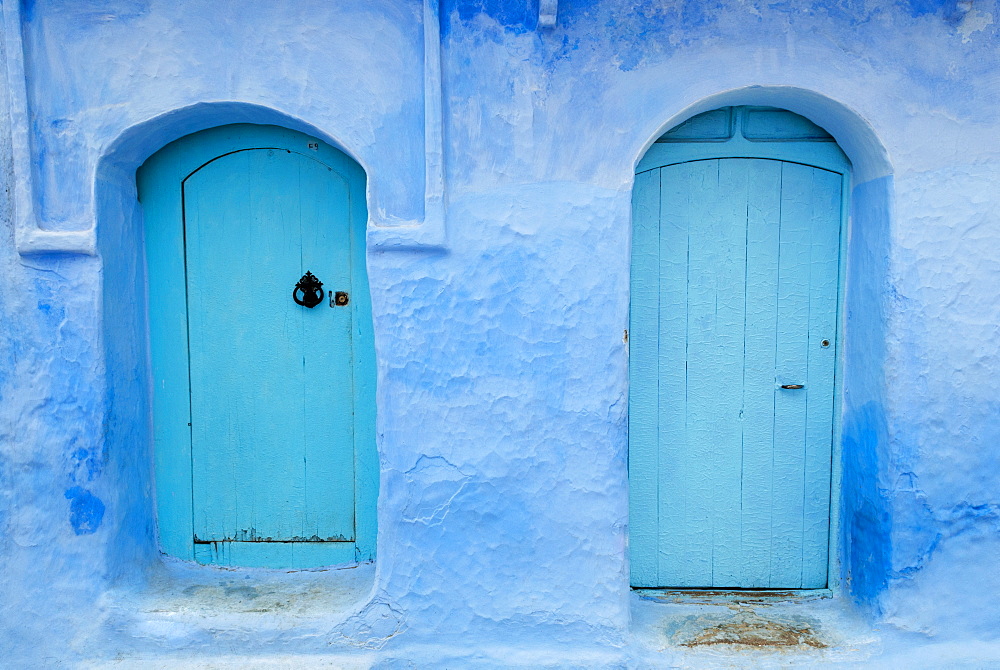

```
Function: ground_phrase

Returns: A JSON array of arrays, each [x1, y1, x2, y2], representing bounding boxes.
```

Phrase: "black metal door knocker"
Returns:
[[293, 271, 324, 308]]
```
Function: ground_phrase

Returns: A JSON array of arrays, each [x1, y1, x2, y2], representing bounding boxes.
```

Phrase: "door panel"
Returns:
[[630, 157, 842, 589], [140, 124, 376, 570], [185, 149, 355, 544], [739, 159, 783, 587], [800, 166, 843, 588]]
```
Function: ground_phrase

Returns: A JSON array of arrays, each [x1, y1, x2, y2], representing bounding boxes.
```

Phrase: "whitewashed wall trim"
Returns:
[[2, 0, 445, 254], [539, 0, 558, 28], [368, 0, 447, 249], [3, 1, 96, 255]]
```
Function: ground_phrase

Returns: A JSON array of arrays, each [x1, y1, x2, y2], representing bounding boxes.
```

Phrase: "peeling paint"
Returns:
[[958, 7, 994, 42]]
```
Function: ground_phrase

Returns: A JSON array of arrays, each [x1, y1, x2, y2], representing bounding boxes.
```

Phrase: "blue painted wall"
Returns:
[[1, 0, 999, 665]]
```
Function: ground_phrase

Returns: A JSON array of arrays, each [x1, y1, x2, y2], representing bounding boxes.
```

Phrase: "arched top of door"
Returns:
[[101, 102, 367, 178], [633, 87, 892, 183], [137, 123, 366, 201], [637, 106, 852, 175]]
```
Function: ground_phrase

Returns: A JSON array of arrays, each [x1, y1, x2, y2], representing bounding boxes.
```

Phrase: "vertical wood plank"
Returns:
[[655, 163, 695, 585], [298, 159, 356, 541], [801, 169, 842, 588], [659, 159, 747, 586], [769, 162, 813, 587], [186, 150, 256, 542], [244, 148, 307, 540], [140, 149, 195, 559], [740, 159, 783, 588], [709, 158, 750, 586], [628, 169, 660, 587]]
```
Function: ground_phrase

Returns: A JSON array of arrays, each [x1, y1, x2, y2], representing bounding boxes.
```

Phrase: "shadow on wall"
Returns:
[[95, 102, 370, 584], [840, 175, 894, 613], [842, 399, 891, 607], [633, 86, 894, 613]]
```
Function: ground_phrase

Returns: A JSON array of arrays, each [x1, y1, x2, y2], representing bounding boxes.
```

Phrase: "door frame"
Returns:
[[138, 123, 378, 566], [629, 106, 851, 591]]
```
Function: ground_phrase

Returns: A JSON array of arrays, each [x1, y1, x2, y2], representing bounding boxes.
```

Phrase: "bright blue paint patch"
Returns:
[[678, 0, 716, 29], [23, 0, 150, 24], [32, 279, 65, 324], [841, 401, 891, 611], [890, 487, 939, 578], [558, 0, 604, 13], [69, 443, 102, 483], [443, 0, 539, 35], [64, 486, 105, 535], [904, 0, 953, 18], [838, 174, 894, 612]]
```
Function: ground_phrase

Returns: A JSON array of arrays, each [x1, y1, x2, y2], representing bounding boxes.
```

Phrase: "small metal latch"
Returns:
[[780, 384, 804, 390], [332, 291, 349, 307]]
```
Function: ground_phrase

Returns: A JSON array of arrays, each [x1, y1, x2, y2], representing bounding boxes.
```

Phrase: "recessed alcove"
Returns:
[[95, 103, 380, 634], [627, 87, 893, 612]]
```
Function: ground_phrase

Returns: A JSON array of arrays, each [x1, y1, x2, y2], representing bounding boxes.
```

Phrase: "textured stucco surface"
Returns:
[[1, 0, 1000, 666]]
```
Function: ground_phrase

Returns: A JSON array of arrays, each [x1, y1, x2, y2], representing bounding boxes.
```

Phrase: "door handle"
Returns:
[[293, 271, 324, 308], [780, 384, 804, 390]]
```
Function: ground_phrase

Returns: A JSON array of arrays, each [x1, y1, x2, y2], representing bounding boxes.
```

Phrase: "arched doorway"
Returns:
[[138, 124, 377, 569], [629, 106, 849, 589]]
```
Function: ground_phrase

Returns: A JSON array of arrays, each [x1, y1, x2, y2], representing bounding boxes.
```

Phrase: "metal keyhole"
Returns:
[[293, 271, 324, 308], [334, 291, 349, 306]]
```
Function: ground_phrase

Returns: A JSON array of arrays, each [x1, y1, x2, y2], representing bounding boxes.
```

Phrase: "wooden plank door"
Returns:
[[630, 157, 842, 589], [184, 148, 356, 566], [141, 124, 376, 569]]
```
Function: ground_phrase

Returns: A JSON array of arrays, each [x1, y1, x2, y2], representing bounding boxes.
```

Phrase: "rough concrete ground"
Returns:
[[630, 589, 876, 667], [80, 581, 1000, 668], [630, 590, 1000, 668]]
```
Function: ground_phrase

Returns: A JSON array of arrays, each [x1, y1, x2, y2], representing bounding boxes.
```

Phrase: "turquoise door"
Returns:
[[139, 124, 377, 568], [629, 107, 849, 589]]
